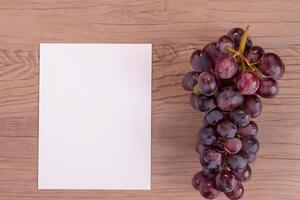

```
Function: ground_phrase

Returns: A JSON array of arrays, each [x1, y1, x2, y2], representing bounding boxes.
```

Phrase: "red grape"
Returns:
[[199, 178, 220, 199], [227, 27, 252, 50], [230, 109, 251, 127], [232, 165, 252, 182], [202, 166, 219, 179], [216, 120, 237, 139], [203, 42, 223, 65], [217, 35, 235, 54], [241, 136, 259, 154], [203, 109, 224, 126], [182, 71, 199, 91], [257, 77, 279, 98], [258, 53, 285, 80], [198, 71, 217, 96], [225, 181, 244, 200], [238, 121, 258, 137], [190, 50, 213, 72], [215, 55, 238, 79], [245, 46, 265, 63], [225, 138, 242, 154], [198, 127, 217, 145], [236, 70, 259, 95], [243, 95, 262, 118], [189, 94, 217, 112], [241, 152, 257, 164], [216, 170, 237, 192], [217, 87, 244, 111], [192, 171, 205, 189]]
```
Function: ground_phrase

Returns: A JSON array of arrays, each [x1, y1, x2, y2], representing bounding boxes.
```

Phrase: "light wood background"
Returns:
[[0, 0, 299, 199]]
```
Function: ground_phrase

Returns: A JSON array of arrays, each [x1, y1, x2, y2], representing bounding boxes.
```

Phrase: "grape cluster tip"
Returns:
[[182, 26, 285, 199]]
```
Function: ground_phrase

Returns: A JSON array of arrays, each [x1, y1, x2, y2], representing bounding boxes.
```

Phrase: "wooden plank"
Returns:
[[0, 0, 299, 199]]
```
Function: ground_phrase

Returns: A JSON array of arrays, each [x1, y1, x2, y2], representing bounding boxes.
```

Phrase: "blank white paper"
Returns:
[[38, 44, 151, 190]]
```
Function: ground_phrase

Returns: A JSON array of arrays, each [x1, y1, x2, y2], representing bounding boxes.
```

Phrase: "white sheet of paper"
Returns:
[[38, 43, 151, 190]]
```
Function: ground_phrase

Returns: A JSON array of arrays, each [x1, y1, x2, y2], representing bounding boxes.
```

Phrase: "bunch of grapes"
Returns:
[[182, 26, 285, 199]]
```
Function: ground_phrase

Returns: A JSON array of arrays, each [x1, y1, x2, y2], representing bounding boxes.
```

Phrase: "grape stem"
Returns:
[[226, 25, 254, 71]]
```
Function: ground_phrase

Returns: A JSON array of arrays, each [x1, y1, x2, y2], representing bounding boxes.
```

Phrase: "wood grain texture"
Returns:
[[0, 0, 299, 199]]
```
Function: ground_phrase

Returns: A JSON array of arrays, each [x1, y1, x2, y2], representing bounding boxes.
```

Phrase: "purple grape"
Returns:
[[232, 165, 252, 182], [245, 46, 265, 63], [192, 171, 205, 189], [236, 70, 259, 95], [217, 87, 244, 111], [195, 140, 209, 155], [238, 121, 258, 137], [257, 77, 279, 98], [202, 166, 219, 179], [199, 178, 220, 199], [203, 42, 223, 65], [215, 55, 238, 79], [198, 127, 217, 145], [258, 52, 285, 80], [241, 136, 260, 154], [216, 170, 237, 193], [225, 181, 244, 200], [182, 71, 199, 91], [190, 50, 213, 72], [228, 154, 248, 171], [225, 138, 242, 154], [203, 109, 224, 126], [230, 109, 251, 127], [216, 35, 235, 54], [241, 152, 257, 164], [243, 95, 262, 118], [189, 94, 217, 112], [198, 71, 217, 96], [216, 120, 237, 139], [201, 148, 222, 171], [227, 27, 252, 50]]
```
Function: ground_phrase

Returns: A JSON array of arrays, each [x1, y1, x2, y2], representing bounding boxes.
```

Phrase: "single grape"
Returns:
[[236, 70, 259, 95], [189, 94, 217, 112], [217, 87, 244, 111], [245, 46, 265, 63], [201, 148, 222, 171], [203, 109, 224, 126], [225, 138, 242, 154], [243, 95, 262, 118], [198, 71, 217, 96], [258, 52, 285, 80], [192, 171, 205, 189], [232, 165, 252, 182], [241, 136, 260, 154], [225, 180, 244, 200], [257, 77, 279, 98], [190, 50, 213, 72], [215, 55, 238, 79], [199, 178, 220, 199], [216, 35, 235, 54], [227, 27, 252, 50], [230, 109, 251, 127], [216, 170, 237, 193], [216, 120, 237, 139], [202, 166, 219, 178], [227, 154, 248, 171], [238, 121, 258, 137], [203, 42, 223, 65], [198, 127, 217, 145], [195, 140, 209, 155], [182, 71, 199, 91], [241, 152, 257, 164]]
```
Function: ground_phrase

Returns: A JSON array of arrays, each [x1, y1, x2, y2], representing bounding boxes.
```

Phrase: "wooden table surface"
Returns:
[[0, 0, 299, 199]]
